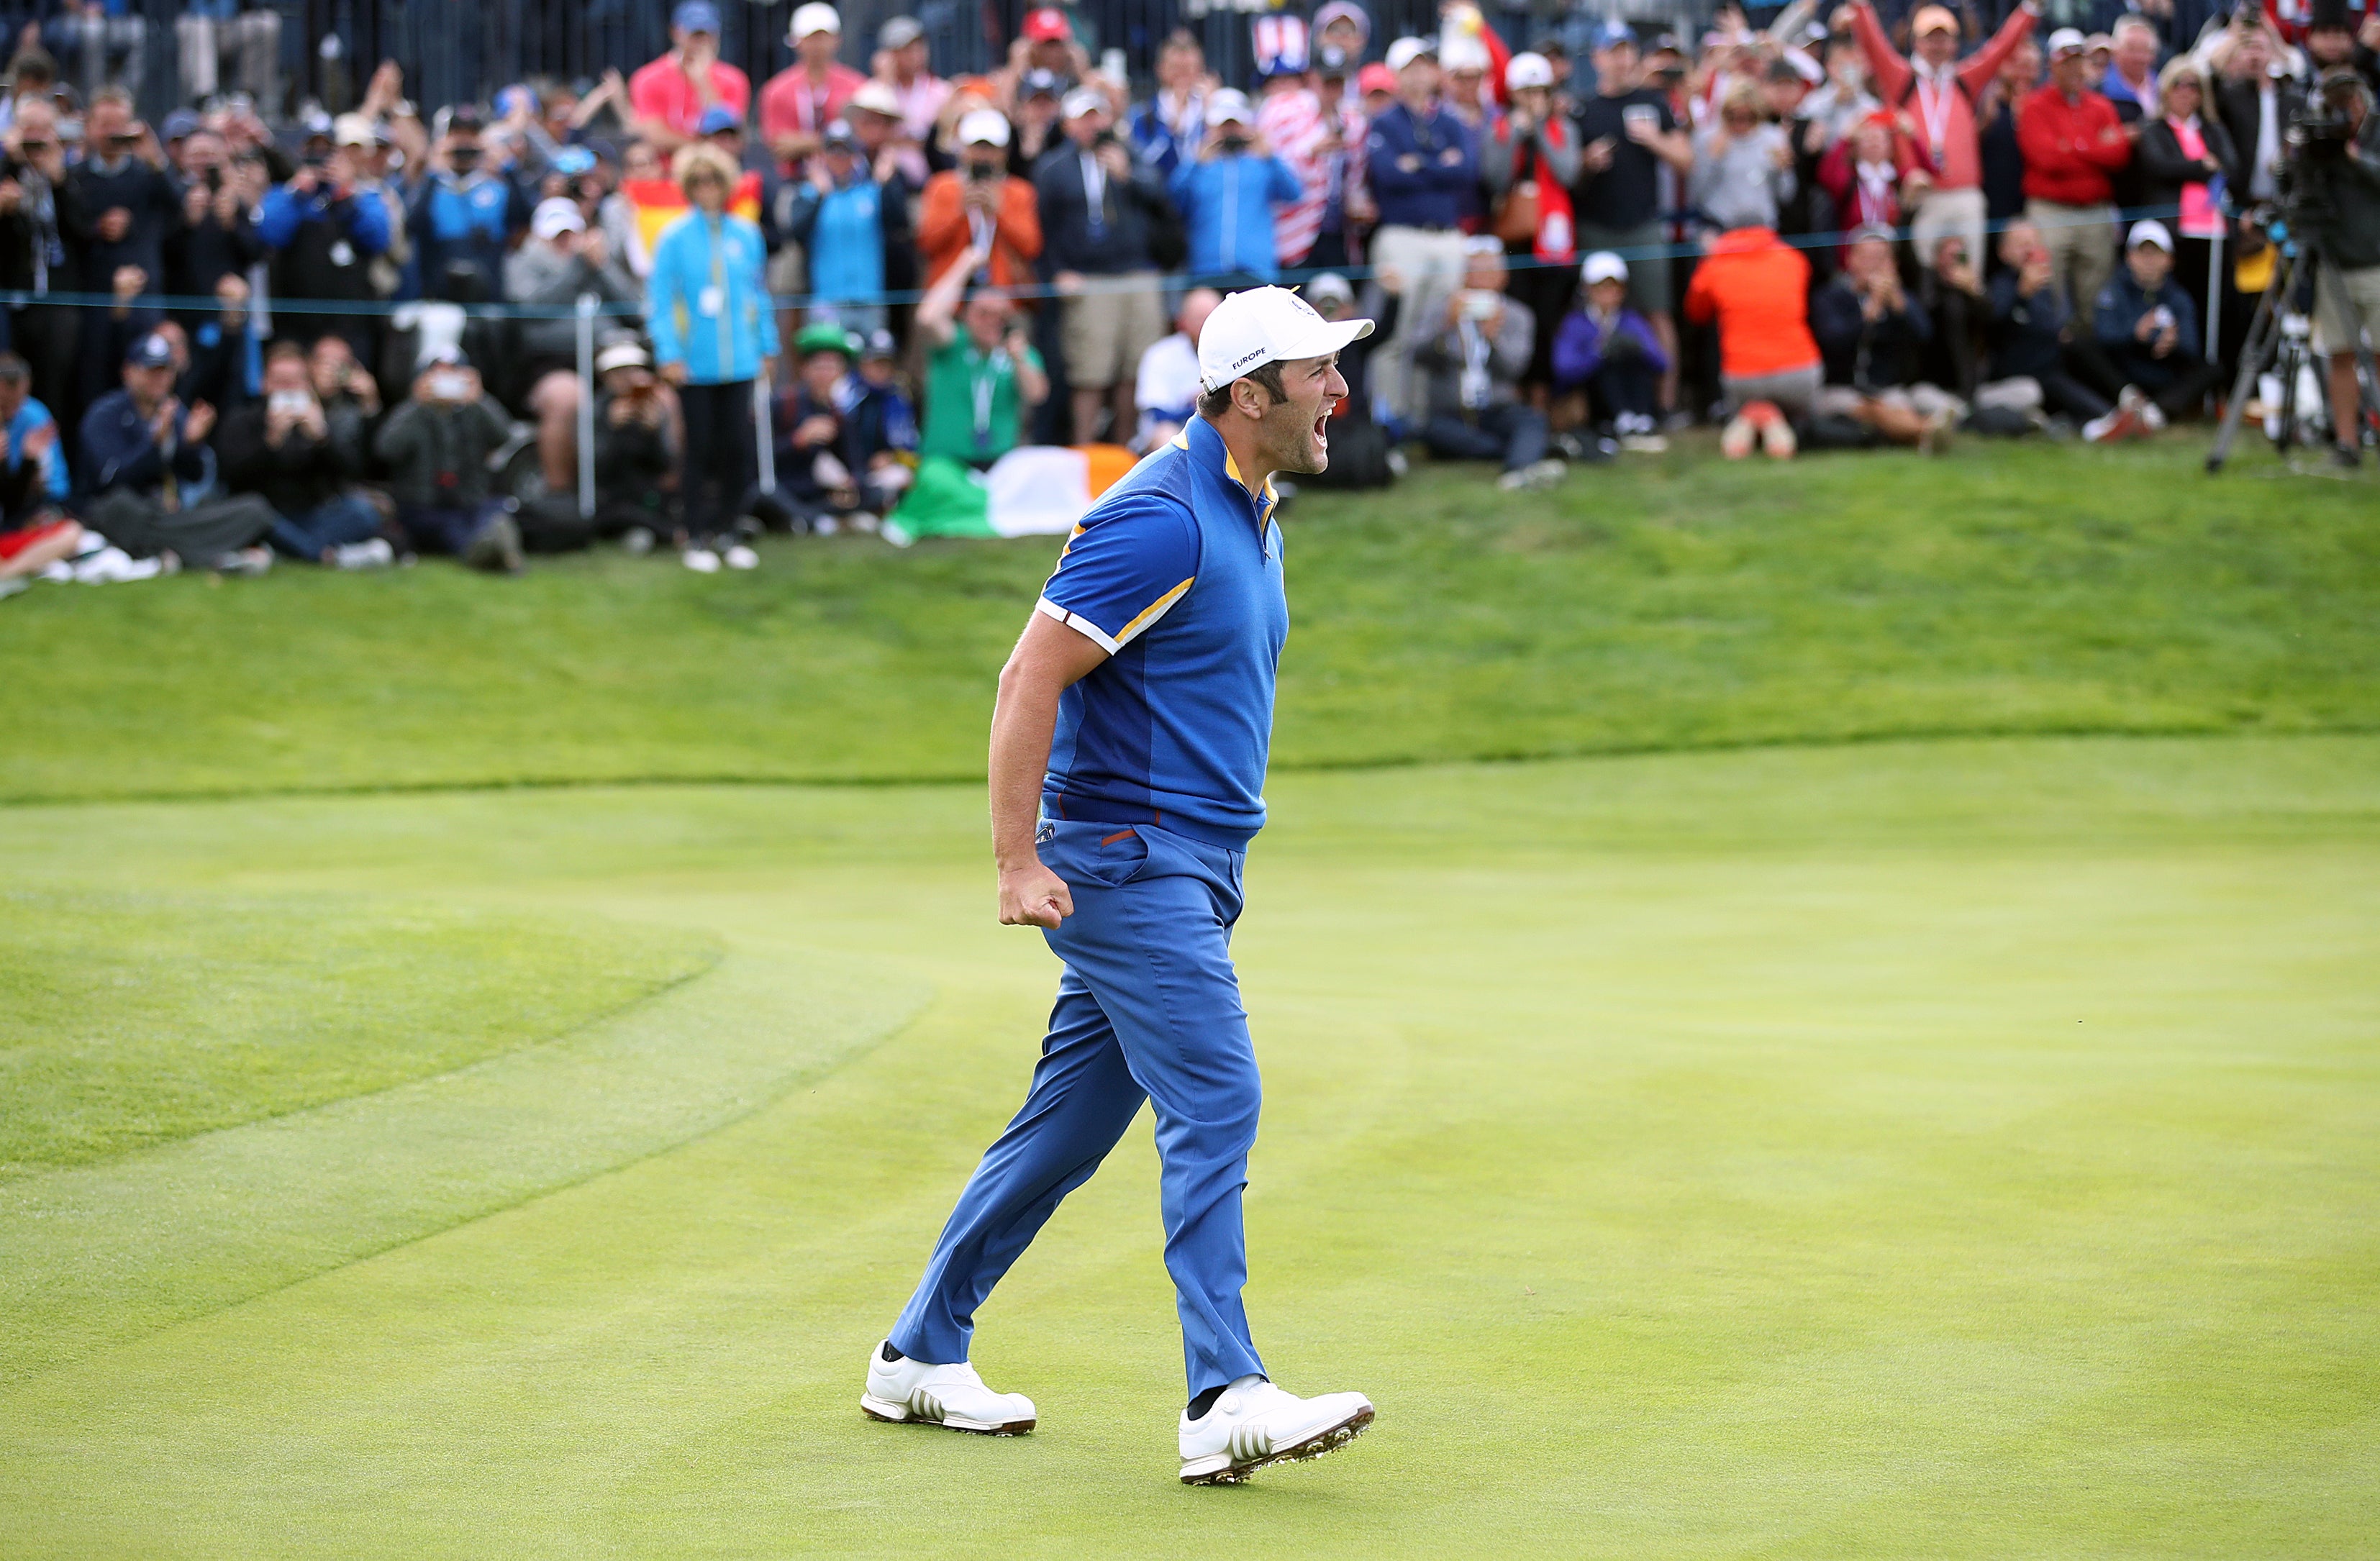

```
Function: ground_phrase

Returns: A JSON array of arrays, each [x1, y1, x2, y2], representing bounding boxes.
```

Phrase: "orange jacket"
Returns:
[[917, 173, 1044, 293], [1682, 227, 1821, 380]]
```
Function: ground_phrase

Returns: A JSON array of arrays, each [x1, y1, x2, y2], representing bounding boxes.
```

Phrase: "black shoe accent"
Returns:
[[881, 1340, 905, 1362], [1186, 1384, 1225, 1420]]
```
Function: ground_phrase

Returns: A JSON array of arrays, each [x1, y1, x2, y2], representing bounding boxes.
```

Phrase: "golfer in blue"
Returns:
[[862, 288, 1377, 1485]]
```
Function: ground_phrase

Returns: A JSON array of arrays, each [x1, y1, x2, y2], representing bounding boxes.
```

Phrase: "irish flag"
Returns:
[[884, 446, 1143, 544]]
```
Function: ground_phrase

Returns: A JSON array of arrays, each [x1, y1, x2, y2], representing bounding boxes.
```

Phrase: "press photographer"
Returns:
[[2286, 62, 2380, 468]]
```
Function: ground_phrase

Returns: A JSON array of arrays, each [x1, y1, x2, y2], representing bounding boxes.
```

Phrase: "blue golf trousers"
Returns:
[[889, 818, 1268, 1398]]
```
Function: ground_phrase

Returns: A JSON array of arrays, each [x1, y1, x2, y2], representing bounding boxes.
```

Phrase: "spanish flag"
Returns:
[[621, 172, 765, 258]]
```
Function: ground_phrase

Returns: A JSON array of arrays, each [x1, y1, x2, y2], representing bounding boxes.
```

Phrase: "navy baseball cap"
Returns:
[[697, 104, 741, 135], [125, 333, 175, 369], [160, 108, 201, 142], [1593, 19, 1640, 50], [673, 0, 722, 34]]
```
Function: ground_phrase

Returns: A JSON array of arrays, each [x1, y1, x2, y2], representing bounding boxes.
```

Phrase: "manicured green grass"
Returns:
[[0, 890, 717, 1178], [0, 440, 2371, 803], [1, 738, 2375, 1555]]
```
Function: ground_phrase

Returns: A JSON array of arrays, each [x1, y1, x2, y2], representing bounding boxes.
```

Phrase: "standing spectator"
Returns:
[[1169, 91, 1302, 283], [0, 101, 77, 419], [1984, 219, 2120, 431], [1978, 38, 2043, 227], [45, 1, 144, 106], [64, 89, 179, 414], [1416, 238, 1565, 490], [78, 332, 276, 573], [258, 132, 391, 358], [1812, 224, 1957, 450], [1314, 0, 1371, 63], [919, 109, 1043, 292], [1484, 53, 1580, 401], [1819, 112, 1925, 237], [1681, 223, 1822, 451], [2211, 24, 2298, 214], [1035, 88, 1169, 443], [1305, 48, 1372, 271], [787, 119, 898, 337], [1130, 30, 1212, 179], [1257, 56, 1337, 271], [2135, 58, 2238, 350], [1012, 70, 1068, 170], [645, 142, 777, 573], [504, 196, 637, 497], [914, 244, 1046, 468], [407, 107, 531, 302], [2099, 15, 2163, 117], [371, 346, 524, 572], [871, 16, 948, 181], [630, 1, 754, 153], [176, 1, 281, 112], [2021, 29, 2132, 334], [1691, 81, 1798, 235], [1134, 285, 1222, 450], [171, 127, 264, 303], [1801, 33, 1883, 150], [2092, 220, 2219, 434], [1571, 23, 1693, 417], [1553, 250, 1671, 447], [1368, 37, 1482, 424], [763, 3, 868, 173], [1848, 1, 2040, 276], [217, 341, 386, 566], [2297, 61, 2380, 467]]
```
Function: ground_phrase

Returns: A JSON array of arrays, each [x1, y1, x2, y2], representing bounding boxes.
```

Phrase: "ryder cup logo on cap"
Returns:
[[1196, 286, 1375, 395]]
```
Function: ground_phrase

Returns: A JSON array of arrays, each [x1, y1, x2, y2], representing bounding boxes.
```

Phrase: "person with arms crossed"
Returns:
[[864, 286, 1379, 1487]]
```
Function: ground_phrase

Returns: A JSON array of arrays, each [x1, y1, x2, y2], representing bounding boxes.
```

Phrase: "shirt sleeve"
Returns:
[[1036, 492, 1201, 655]]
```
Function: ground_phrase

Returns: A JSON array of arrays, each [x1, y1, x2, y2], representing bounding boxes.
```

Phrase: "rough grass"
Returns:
[[0, 440, 2371, 802]]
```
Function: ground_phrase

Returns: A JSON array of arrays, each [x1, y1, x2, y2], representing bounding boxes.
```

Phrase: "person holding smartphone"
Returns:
[[912, 240, 1048, 470], [217, 341, 386, 567], [371, 345, 524, 573]]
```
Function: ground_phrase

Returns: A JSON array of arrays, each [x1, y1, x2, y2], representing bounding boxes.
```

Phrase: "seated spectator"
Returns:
[[784, 119, 891, 334], [77, 332, 276, 573], [1917, 234, 1986, 400], [258, 133, 391, 356], [1812, 226, 1958, 452], [914, 244, 1046, 468], [2021, 30, 2131, 337], [1036, 87, 1171, 443], [504, 196, 637, 496], [1169, 91, 1302, 283], [2091, 220, 2219, 437], [0, 350, 79, 584], [1817, 112, 1922, 238], [371, 346, 525, 572], [773, 322, 871, 528], [217, 341, 387, 566], [1982, 221, 2117, 432], [1682, 224, 1822, 453], [306, 333, 383, 427], [762, 3, 868, 171], [918, 109, 1043, 292], [630, 1, 753, 153], [407, 106, 531, 304], [1414, 238, 1566, 491], [590, 340, 679, 550], [1133, 285, 1221, 450], [1553, 251, 1671, 448], [1689, 82, 1796, 236], [843, 329, 918, 511]]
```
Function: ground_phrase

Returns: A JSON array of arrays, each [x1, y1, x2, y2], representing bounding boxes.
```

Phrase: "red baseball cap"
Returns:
[[1357, 62, 1396, 94], [1022, 7, 1071, 42]]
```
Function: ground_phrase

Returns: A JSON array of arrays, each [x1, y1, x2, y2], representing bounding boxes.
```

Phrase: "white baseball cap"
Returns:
[[1581, 250, 1628, 286], [2047, 27, 2087, 55], [848, 80, 902, 117], [790, 2, 841, 40], [958, 107, 1012, 147], [1440, 32, 1491, 73], [2127, 218, 2174, 250], [1196, 286, 1374, 395], [1505, 52, 1554, 91], [1204, 88, 1255, 127], [1061, 86, 1107, 119], [532, 196, 585, 240], [595, 341, 650, 374], [1384, 36, 1437, 72]]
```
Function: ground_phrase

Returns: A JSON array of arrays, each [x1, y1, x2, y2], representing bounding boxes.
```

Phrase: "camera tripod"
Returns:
[[2207, 225, 2380, 473]]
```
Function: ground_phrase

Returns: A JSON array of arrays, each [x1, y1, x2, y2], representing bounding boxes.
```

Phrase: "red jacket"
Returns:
[[1682, 227, 1820, 380], [2017, 86, 2132, 206]]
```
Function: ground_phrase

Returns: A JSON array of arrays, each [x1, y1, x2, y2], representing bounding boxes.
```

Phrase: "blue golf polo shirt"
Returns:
[[1036, 416, 1289, 849]]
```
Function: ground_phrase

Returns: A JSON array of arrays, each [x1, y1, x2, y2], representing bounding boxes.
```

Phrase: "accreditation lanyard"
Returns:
[[970, 346, 1006, 450], [1913, 69, 1955, 162]]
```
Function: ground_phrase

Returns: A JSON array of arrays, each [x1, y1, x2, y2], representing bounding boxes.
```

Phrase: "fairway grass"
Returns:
[[2, 736, 2374, 1555]]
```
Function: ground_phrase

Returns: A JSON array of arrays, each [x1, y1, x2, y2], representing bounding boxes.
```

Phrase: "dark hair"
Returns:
[[9, 49, 55, 86], [1197, 359, 1288, 419], [0, 350, 27, 383], [265, 340, 307, 365]]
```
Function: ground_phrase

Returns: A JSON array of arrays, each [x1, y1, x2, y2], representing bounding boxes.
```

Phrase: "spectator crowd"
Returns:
[[2, 0, 2376, 593]]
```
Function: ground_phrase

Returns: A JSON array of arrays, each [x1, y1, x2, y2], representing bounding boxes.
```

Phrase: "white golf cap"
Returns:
[[848, 79, 901, 117], [1384, 36, 1437, 72], [1504, 51, 1554, 90], [1196, 286, 1373, 394], [531, 196, 585, 240], [790, 2, 841, 39], [595, 340, 650, 373], [1204, 88, 1254, 127], [957, 107, 1012, 146], [1440, 32, 1491, 72], [1581, 250, 1629, 285], [1061, 86, 1107, 119], [2127, 218, 2174, 250], [2047, 26, 2087, 55]]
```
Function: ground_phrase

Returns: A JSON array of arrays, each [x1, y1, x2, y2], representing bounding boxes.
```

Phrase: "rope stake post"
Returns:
[[576, 293, 598, 522]]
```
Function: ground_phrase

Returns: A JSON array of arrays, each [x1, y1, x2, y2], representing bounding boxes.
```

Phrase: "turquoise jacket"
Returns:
[[645, 210, 780, 385]]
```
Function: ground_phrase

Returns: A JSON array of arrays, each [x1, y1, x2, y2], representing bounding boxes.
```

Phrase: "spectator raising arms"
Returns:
[[914, 242, 1046, 468], [785, 119, 893, 334], [408, 106, 531, 302], [646, 142, 777, 571], [258, 128, 391, 355]]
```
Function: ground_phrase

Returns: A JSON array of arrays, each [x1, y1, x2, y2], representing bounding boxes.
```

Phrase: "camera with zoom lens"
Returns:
[[2286, 94, 2355, 156]]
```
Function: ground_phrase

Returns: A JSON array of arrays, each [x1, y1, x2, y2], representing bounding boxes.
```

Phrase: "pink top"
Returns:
[[628, 53, 753, 137], [2168, 117, 2222, 239]]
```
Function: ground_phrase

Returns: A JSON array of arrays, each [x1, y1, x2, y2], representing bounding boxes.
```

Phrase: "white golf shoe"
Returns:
[[860, 1341, 1036, 1436], [1177, 1375, 1373, 1485]]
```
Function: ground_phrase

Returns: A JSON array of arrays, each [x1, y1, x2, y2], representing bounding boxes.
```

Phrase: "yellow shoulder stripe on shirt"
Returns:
[[1035, 575, 1196, 657], [1114, 577, 1196, 647]]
